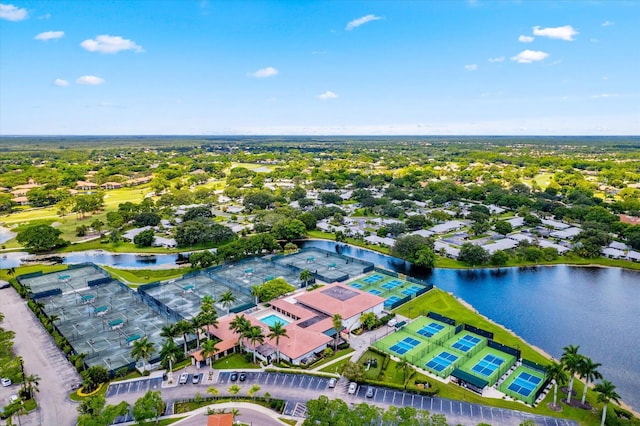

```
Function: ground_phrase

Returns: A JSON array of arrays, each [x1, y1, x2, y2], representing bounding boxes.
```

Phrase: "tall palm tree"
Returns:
[[229, 315, 251, 349], [594, 380, 620, 426], [244, 326, 265, 364], [207, 385, 219, 396], [267, 322, 289, 364], [248, 384, 261, 399], [175, 320, 194, 354], [299, 269, 313, 288], [562, 353, 583, 404], [546, 361, 568, 409], [159, 338, 181, 371], [561, 345, 582, 404], [22, 373, 40, 400], [250, 285, 262, 304], [332, 314, 343, 349], [579, 357, 602, 405], [200, 339, 219, 366], [131, 337, 156, 371], [191, 315, 207, 349], [219, 290, 237, 316]]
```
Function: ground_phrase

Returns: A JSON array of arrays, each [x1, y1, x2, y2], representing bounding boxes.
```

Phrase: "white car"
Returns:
[[178, 373, 189, 385], [9, 394, 19, 403], [1, 378, 11, 387], [347, 382, 357, 394]]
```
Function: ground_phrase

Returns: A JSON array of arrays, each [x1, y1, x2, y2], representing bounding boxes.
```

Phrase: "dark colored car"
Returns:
[[239, 372, 247, 381], [229, 372, 238, 381]]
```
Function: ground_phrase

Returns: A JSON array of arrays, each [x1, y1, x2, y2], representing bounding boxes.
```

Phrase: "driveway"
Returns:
[[0, 287, 81, 426]]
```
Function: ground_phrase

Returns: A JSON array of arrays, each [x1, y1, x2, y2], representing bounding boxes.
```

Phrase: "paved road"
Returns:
[[105, 370, 577, 426], [0, 287, 81, 426]]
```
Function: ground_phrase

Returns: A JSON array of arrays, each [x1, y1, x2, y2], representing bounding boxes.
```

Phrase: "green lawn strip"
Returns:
[[307, 348, 355, 369], [211, 353, 261, 370], [136, 418, 185, 426], [102, 266, 194, 286], [318, 357, 352, 374], [23, 398, 37, 411], [279, 418, 297, 426], [0, 264, 69, 283], [305, 232, 390, 254]]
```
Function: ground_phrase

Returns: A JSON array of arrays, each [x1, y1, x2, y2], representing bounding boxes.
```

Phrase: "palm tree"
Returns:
[[159, 338, 181, 374], [562, 353, 583, 404], [175, 319, 194, 354], [228, 384, 241, 396], [579, 357, 602, 406], [160, 323, 179, 341], [207, 385, 219, 396], [244, 326, 265, 364], [200, 339, 219, 366], [22, 373, 40, 400], [219, 290, 236, 316], [229, 315, 251, 349], [191, 315, 207, 349], [561, 344, 582, 404], [546, 361, 568, 409], [131, 337, 156, 371], [332, 314, 343, 349], [250, 285, 262, 304], [299, 269, 313, 288], [248, 384, 261, 399], [48, 314, 60, 324], [594, 380, 620, 426], [395, 357, 413, 390], [267, 322, 289, 364]]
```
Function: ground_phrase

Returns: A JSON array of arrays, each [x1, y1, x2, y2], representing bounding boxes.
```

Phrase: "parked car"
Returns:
[[348, 382, 357, 394], [366, 386, 374, 398], [1, 378, 11, 387], [239, 372, 246, 382], [229, 372, 238, 381], [9, 395, 19, 403], [192, 373, 201, 384], [0, 282, 10, 289], [328, 378, 337, 388], [178, 373, 189, 385]]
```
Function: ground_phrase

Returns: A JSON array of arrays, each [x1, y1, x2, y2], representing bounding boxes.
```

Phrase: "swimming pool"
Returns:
[[260, 313, 290, 327]]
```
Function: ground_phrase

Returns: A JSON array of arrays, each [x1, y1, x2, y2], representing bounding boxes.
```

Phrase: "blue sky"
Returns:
[[0, 0, 638, 135]]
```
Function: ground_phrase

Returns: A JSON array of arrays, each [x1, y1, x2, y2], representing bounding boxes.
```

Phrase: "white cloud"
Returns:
[[0, 3, 28, 21], [464, 64, 478, 71], [346, 14, 382, 31], [53, 78, 69, 87], [317, 91, 338, 100], [37, 13, 50, 20], [488, 56, 505, 63], [249, 66, 278, 78], [601, 21, 614, 27], [80, 35, 143, 54], [592, 93, 618, 99], [34, 30, 64, 41], [511, 49, 549, 64], [518, 35, 534, 43], [532, 25, 578, 41], [76, 75, 105, 85]]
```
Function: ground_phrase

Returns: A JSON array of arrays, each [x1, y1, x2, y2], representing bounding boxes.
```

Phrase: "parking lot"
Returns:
[[215, 371, 577, 426], [105, 377, 163, 398]]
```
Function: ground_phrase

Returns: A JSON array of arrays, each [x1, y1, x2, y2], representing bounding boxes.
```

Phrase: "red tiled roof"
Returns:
[[268, 324, 333, 360], [207, 413, 234, 426], [294, 283, 385, 320]]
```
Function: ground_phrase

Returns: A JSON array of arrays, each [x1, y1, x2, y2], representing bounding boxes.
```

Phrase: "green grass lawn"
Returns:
[[306, 231, 391, 254], [308, 348, 355, 369], [319, 357, 352, 374], [101, 266, 195, 286], [211, 353, 261, 370]]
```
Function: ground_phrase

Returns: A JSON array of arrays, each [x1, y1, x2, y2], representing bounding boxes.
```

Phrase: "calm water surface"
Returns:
[[300, 240, 640, 411]]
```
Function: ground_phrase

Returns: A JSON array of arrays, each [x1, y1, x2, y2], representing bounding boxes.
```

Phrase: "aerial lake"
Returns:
[[300, 240, 640, 412]]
